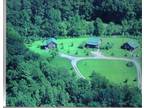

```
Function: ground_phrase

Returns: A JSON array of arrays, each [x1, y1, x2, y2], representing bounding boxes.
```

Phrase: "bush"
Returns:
[[60, 42, 63, 46], [75, 51, 78, 55], [70, 43, 74, 47], [67, 50, 70, 53], [124, 53, 128, 57], [78, 42, 85, 49], [111, 53, 114, 56], [101, 42, 113, 50], [126, 62, 134, 67], [70, 67, 73, 70], [86, 52, 89, 56], [60, 46, 64, 49]]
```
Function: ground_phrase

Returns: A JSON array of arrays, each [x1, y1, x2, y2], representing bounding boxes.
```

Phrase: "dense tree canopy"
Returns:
[[7, 0, 141, 38]]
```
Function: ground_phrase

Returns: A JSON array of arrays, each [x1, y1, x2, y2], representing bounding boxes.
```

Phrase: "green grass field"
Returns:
[[57, 37, 141, 58], [26, 37, 141, 58], [77, 59, 138, 86], [57, 37, 92, 56], [100, 37, 141, 58]]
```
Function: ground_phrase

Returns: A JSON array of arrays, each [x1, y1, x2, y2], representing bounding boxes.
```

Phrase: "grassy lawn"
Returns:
[[57, 37, 92, 56], [25, 37, 141, 59], [77, 59, 138, 86], [100, 37, 141, 58], [57, 37, 141, 58]]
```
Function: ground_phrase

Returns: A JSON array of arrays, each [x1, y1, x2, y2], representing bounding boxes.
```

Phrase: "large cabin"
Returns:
[[121, 41, 139, 51], [85, 37, 101, 48], [41, 38, 57, 49]]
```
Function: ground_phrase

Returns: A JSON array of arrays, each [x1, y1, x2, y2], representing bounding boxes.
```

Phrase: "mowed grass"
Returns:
[[100, 37, 141, 58], [77, 59, 138, 86], [57, 37, 92, 56], [57, 37, 141, 58], [25, 37, 141, 58]]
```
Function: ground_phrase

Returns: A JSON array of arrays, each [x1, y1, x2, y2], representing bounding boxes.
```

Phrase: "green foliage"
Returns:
[[105, 22, 122, 35], [126, 62, 134, 67], [93, 0, 141, 23], [7, 0, 141, 38], [128, 19, 142, 36], [100, 42, 113, 50], [58, 21, 68, 36], [67, 15, 94, 36], [78, 42, 85, 49], [121, 19, 141, 36], [41, 8, 61, 37], [94, 18, 104, 36]]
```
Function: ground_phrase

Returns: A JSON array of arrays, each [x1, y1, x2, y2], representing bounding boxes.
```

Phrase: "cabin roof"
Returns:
[[86, 37, 101, 45], [127, 40, 139, 48], [43, 38, 57, 45]]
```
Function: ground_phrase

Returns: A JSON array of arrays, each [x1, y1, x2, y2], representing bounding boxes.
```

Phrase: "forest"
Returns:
[[6, 0, 142, 107]]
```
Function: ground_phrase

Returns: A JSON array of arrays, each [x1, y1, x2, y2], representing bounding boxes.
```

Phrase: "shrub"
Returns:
[[133, 78, 137, 82], [78, 42, 86, 49], [126, 62, 134, 67], [136, 54, 139, 57], [37, 45, 40, 48], [123, 79, 128, 83], [111, 53, 114, 56], [86, 52, 89, 56], [70, 43, 74, 47], [60, 46, 64, 49], [105, 42, 113, 50], [124, 54, 128, 57], [75, 51, 78, 55], [67, 50, 70, 53], [60, 42, 63, 46]]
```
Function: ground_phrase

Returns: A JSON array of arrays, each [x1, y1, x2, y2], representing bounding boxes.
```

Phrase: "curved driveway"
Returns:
[[59, 53, 141, 89]]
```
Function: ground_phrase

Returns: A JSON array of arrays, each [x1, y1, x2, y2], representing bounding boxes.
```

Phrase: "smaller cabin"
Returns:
[[85, 37, 101, 48], [121, 41, 139, 51], [41, 38, 57, 49]]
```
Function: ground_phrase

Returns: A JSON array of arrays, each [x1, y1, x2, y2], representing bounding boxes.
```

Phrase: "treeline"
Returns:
[[7, 0, 142, 38], [6, 26, 141, 107]]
